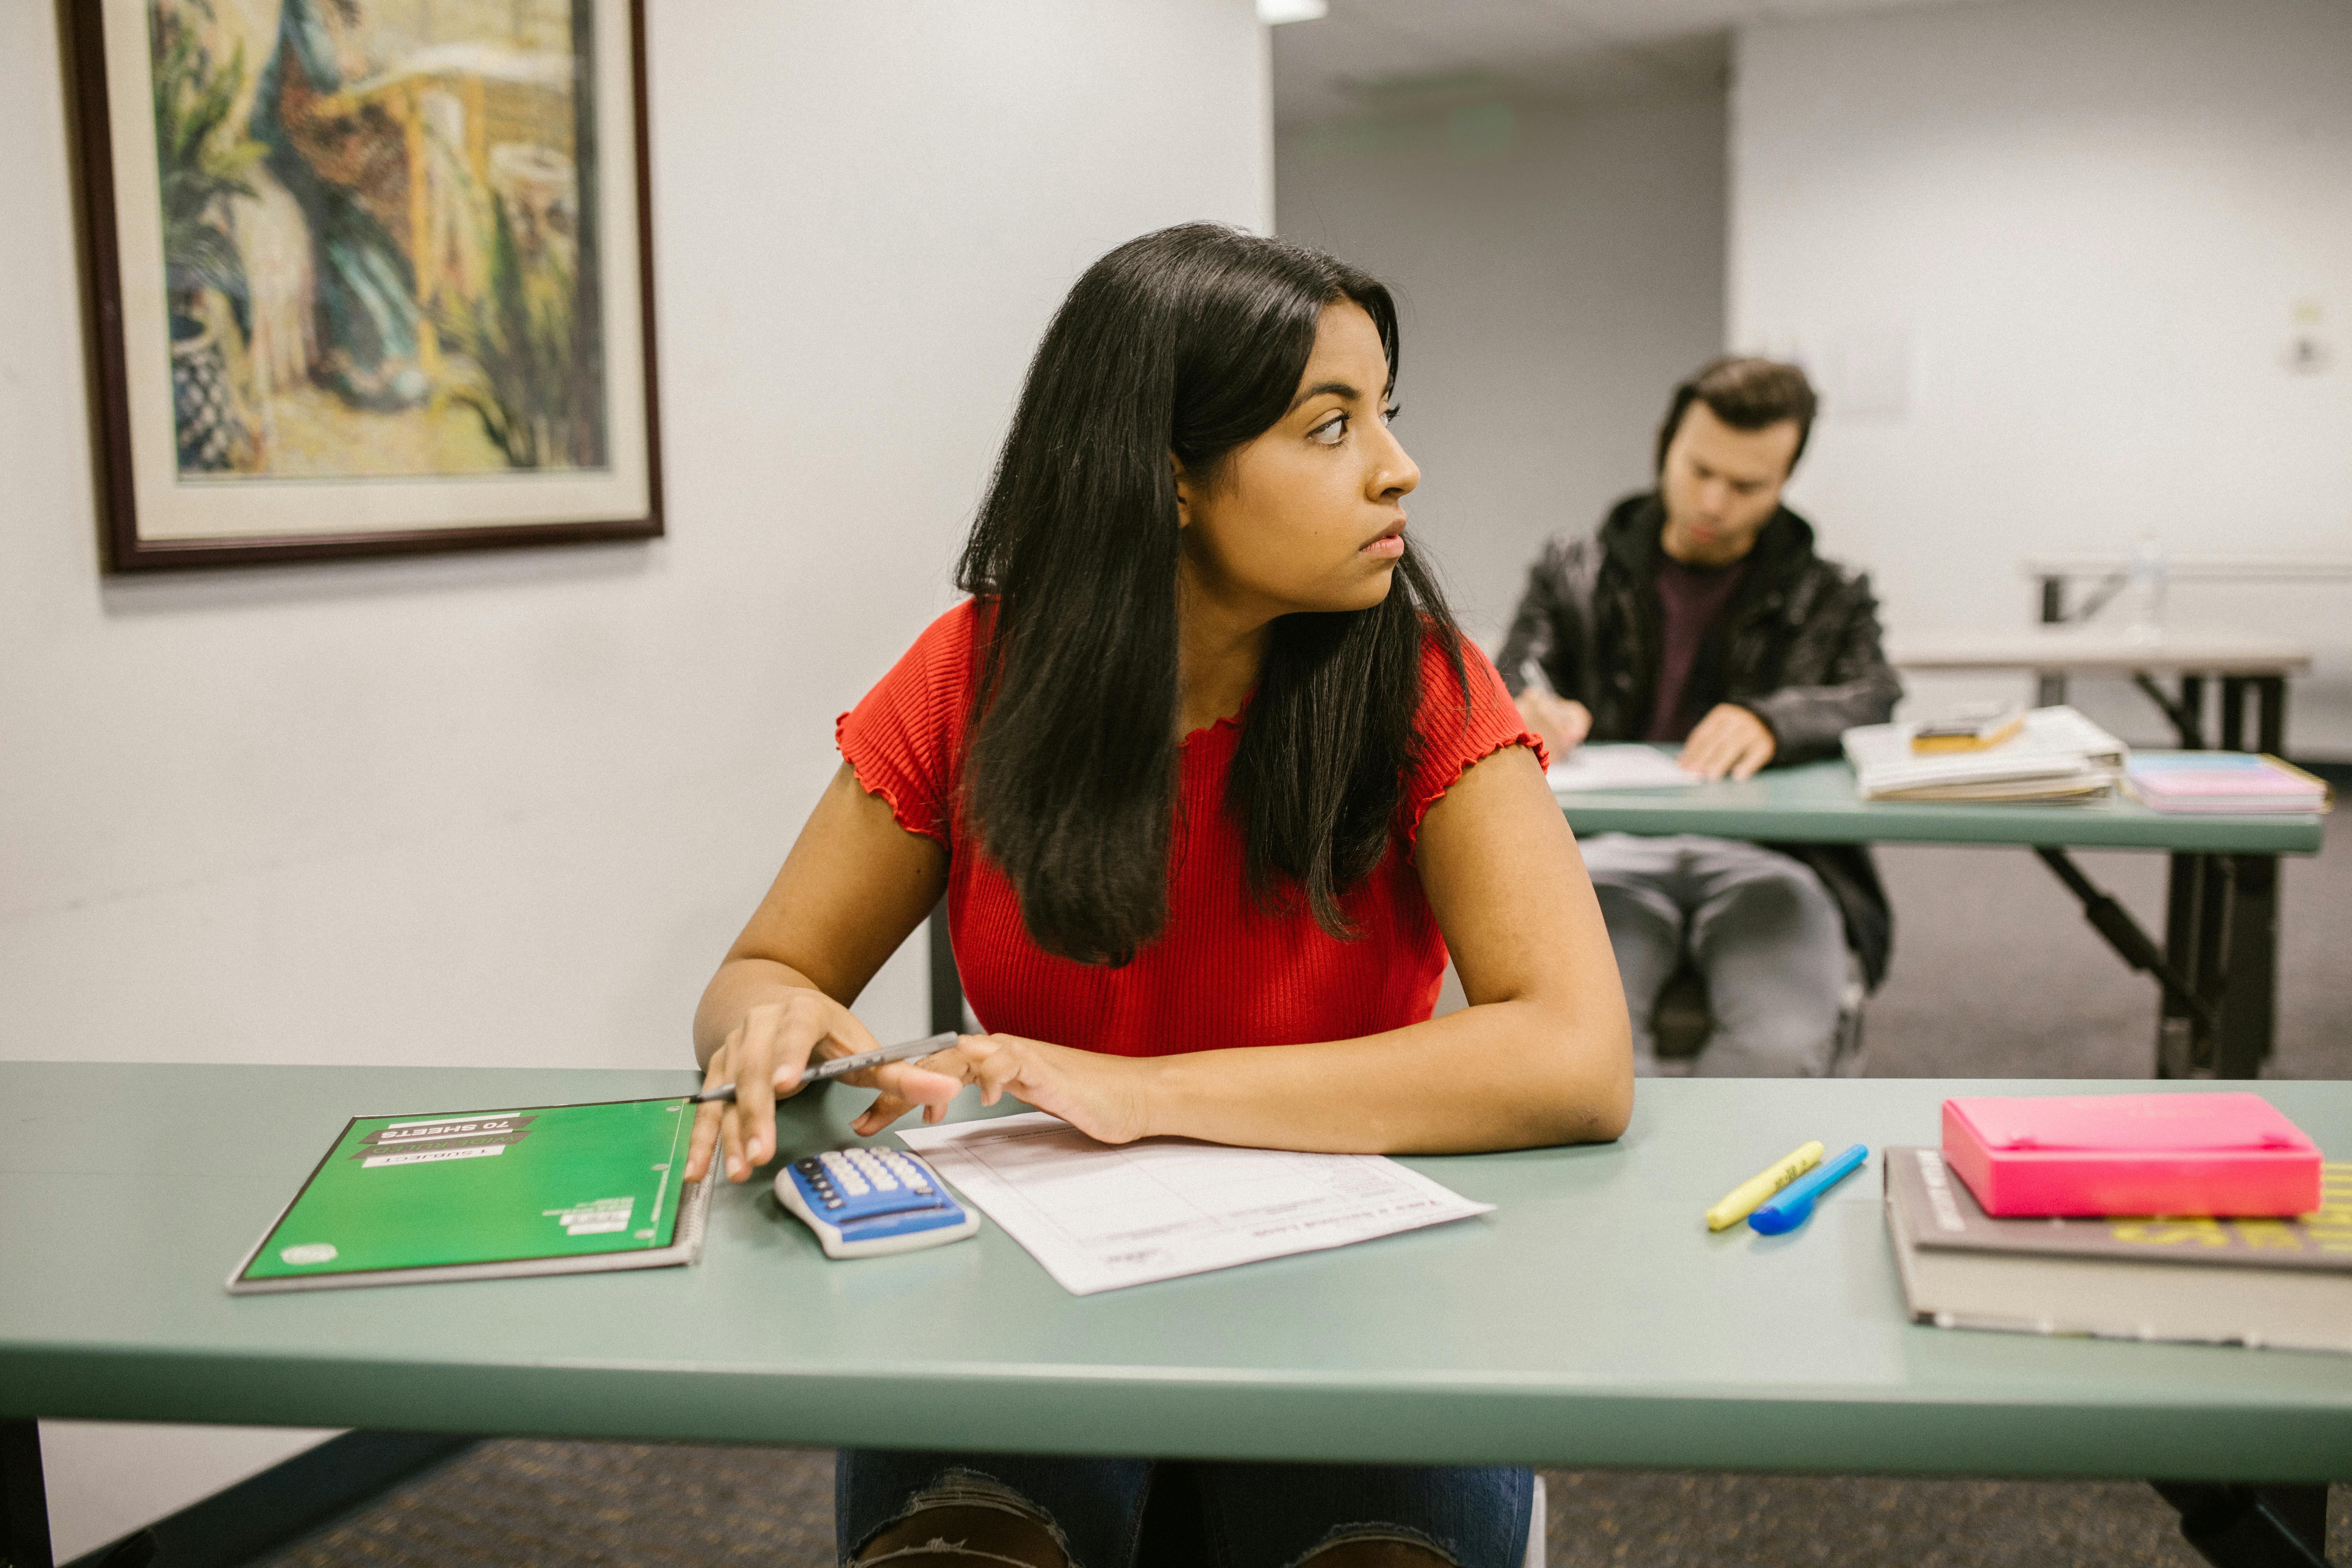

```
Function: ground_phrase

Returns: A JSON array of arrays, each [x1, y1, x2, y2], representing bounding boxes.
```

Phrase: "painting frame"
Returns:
[[66, 0, 664, 573]]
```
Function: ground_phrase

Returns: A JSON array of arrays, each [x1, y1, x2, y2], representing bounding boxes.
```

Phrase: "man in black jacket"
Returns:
[[1497, 358, 1900, 1076]]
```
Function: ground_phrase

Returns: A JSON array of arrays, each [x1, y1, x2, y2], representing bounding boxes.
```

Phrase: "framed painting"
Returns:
[[68, 0, 662, 571]]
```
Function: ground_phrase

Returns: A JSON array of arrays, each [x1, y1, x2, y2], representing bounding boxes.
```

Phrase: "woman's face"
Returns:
[[1175, 300, 1420, 624]]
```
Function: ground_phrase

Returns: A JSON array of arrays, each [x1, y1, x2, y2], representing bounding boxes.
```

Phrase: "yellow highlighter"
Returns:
[[1705, 1141, 1825, 1232]]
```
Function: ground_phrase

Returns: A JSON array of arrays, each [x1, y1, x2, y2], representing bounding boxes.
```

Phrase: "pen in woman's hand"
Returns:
[[691, 1031, 959, 1105]]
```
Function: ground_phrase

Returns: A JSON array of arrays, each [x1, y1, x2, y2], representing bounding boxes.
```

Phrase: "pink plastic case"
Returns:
[[1940, 1093, 2322, 1217]]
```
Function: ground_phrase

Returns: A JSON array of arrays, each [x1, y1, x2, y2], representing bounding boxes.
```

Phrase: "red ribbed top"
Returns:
[[836, 601, 1544, 1057]]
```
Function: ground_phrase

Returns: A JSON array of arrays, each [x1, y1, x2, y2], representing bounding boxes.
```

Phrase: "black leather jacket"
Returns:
[[1495, 492, 1903, 987]]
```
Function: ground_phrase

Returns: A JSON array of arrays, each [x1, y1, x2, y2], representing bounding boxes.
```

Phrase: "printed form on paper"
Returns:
[[897, 1112, 1493, 1295]]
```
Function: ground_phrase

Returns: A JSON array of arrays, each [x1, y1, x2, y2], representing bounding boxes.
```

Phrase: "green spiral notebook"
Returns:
[[228, 1096, 713, 1294]]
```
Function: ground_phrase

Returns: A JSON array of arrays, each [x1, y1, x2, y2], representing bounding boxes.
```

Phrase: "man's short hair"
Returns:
[[1654, 357, 1819, 475]]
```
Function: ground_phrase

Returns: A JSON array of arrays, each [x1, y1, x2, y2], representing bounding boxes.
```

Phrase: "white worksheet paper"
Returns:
[[1545, 744, 1702, 793], [898, 1112, 1494, 1296]]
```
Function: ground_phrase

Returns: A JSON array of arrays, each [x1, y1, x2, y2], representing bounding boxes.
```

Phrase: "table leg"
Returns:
[[2157, 853, 2205, 1078], [2221, 679, 2248, 751], [2188, 853, 2233, 1073], [2133, 673, 2208, 748], [2035, 849, 2214, 1052], [2033, 578, 2066, 702], [2150, 679, 2214, 1077], [1, 1419, 54, 1568], [2178, 674, 2206, 749], [2213, 854, 2280, 1079], [2153, 1481, 2330, 1568], [2257, 677, 2287, 755], [927, 903, 965, 1037]]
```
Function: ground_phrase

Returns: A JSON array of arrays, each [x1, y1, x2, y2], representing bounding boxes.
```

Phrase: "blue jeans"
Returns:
[[837, 1449, 1532, 1568]]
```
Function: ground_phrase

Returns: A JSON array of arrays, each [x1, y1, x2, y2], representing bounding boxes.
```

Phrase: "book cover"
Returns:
[[2124, 754, 2331, 815], [229, 1096, 712, 1294], [1882, 1147, 2352, 1355], [1892, 1145, 2351, 1270]]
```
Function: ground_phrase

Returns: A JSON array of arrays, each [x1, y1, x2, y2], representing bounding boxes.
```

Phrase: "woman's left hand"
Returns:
[[851, 1032, 1155, 1146]]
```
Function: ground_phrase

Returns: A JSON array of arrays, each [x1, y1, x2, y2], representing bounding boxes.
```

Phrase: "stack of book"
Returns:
[[1885, 1094, 2346, 1353], [1884, 1148, 2350, 1353], [1842, 706, 2127, 802], [2124, 753, 2333, 815]]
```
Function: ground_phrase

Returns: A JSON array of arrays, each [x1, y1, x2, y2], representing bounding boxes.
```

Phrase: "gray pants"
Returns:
[[1579, 833, 1848, 1078]]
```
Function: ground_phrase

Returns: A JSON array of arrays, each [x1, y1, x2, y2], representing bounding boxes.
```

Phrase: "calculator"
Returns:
[[774, 1147, 979, 1259]]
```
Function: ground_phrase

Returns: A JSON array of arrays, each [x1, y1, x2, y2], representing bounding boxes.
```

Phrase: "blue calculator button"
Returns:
[[788, 1147, 964, 1224], [778, 1148, 971, 1258]]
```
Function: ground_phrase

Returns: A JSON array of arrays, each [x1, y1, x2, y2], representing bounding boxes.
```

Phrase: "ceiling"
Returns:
[[1271, 0, 1983, 125]]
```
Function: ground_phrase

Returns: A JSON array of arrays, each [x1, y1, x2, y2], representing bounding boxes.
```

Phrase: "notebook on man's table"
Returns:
[[2124, 753, 2333, 815], [229, 1097, 712, 1293]]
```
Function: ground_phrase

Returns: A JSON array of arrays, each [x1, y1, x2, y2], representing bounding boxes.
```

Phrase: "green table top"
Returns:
[[4, 1062, 2347, 1481], [1556, 755, 2326, 853]]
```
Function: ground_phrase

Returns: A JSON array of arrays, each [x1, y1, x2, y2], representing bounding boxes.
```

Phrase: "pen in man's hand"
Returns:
[[690, 1031, 960, 1105]]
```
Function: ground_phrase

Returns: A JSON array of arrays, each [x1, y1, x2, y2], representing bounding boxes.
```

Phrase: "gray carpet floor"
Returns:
[[255, 1447, 2348, 1567], [258, 823, 2351, 1568]]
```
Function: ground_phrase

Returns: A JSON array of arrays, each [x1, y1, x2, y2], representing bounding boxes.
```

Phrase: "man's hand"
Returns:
[[1679, 704, 1776, 781], [1514, 690, 1592, 758]]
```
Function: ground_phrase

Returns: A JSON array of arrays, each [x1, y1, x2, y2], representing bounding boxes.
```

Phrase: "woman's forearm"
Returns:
[[1135, 996, 1632, 1155]]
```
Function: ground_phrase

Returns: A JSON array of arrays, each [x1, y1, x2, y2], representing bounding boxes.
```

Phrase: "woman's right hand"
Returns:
[[685, 990, 962, 1185]]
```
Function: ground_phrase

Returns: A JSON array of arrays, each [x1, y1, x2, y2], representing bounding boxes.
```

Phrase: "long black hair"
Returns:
[[957, 223, 1468, 967]]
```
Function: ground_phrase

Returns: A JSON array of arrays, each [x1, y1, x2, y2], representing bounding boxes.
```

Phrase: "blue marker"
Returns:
[[1747, 1143, 1868, 1234]]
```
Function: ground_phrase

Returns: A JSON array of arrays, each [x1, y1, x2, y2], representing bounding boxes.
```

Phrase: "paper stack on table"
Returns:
[[2124, 754, 2333, 815], [899, 1113, 1492, 1295], [1841, 706, 2126, 802], [1546, 744, 1703, 793]]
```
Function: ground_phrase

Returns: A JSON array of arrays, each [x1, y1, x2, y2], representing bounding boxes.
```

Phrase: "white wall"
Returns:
[[1275, 92, 1728, 646], [1731, 0, 2352, 755], [2, 1, 1269, 1556]]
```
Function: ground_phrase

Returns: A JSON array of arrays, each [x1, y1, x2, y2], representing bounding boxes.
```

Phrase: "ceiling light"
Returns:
[[1258, 0, 1329, 23]]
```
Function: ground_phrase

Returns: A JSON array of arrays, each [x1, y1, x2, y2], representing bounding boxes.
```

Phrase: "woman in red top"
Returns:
[[687, 225, 1630, 1568]]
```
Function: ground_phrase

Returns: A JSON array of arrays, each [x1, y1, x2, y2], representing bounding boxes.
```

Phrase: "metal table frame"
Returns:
[[2025, 596, 2295, 1082]]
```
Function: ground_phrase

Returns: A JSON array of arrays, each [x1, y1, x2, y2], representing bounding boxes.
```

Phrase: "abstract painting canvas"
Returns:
[[70, 0, 661, 569]]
